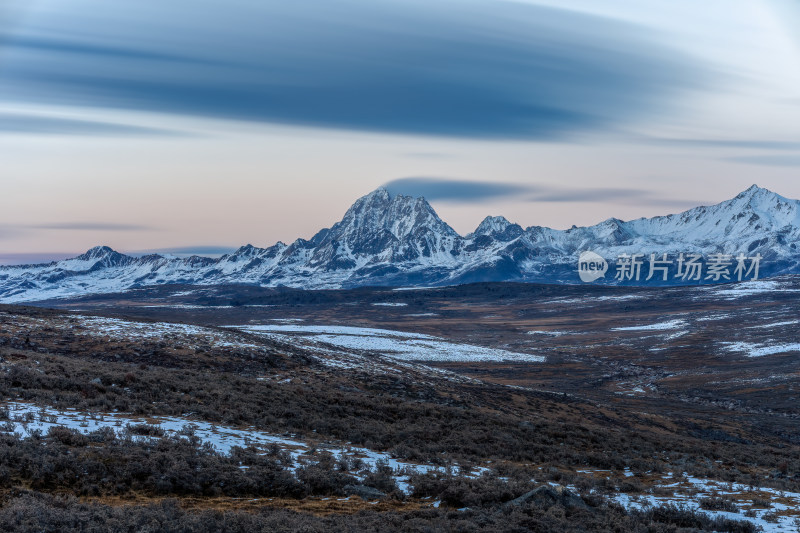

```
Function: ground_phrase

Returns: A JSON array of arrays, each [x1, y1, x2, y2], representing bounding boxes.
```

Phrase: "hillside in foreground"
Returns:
[[0, 279, 798, 531]]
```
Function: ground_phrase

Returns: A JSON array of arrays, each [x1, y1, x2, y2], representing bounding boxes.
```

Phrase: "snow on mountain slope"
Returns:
[[1, 185, 799, 302], [625, 185, 800, 255]]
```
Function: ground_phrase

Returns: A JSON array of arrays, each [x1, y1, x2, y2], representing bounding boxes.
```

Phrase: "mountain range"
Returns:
[[1, 184, 798, 302]]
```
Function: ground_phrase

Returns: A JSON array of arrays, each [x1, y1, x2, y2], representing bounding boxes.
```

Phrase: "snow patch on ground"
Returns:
[[696, 313, 732, 322], [230, 324, 545, 363], [526, 330, 571, 337], [68, 315, 264, 350], [241, 324, 436, 338], [709, 280, 800, 299], [722, 341, 800, 358], [170, 290, 197, 297], [141, 304, 235, 309], [746, 319, 799, 329], [593, 294, 648, 302], [612, 319, 687, 332], [0, 402, 484, 494], [608, 473, 800, 533]]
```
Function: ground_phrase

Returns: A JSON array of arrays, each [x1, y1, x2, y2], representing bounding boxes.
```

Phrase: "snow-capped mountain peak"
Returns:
[[58, 245, 133, 271], [470, 216, 523, 241], [731, 184, 799, 225], [303, 188, 461, 268], [76, 245, 117, 260], [334, 188, 457, 240], [735, 183, 771, 199]]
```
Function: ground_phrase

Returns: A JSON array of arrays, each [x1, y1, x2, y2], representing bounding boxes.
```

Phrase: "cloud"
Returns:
[[138, 246, 237, 256], [0, 222, 151, 245], [31, 222, 153, 231], [0, 0, 700, 139], [648, 138, 800, 150], [7, 35, 216, 64], [531, 187, 647, 203], [383, 177, 701, 208], [0, 246, 235, 265], [725, 154, 800, 166], [384, 177, 532, 202], [620, 197, 710, 209], [0, 226, 27, 241], [401, 152, 453, 159], [528, 187, 702, 208], [0, 252, 75, 266], [0, 112, 180, 136]]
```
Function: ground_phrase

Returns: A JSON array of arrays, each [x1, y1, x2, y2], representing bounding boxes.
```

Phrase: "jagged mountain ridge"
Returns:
[[1, 184, 799, 302]]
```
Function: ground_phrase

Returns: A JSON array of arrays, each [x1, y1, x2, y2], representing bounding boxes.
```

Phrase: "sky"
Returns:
[[1, 0, 799, 263]]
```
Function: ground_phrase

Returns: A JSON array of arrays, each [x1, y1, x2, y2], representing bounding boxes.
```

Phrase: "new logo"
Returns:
[[577, 251, 607, 282]]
